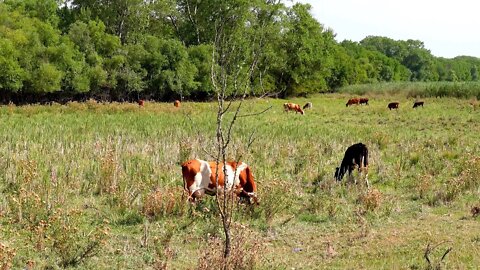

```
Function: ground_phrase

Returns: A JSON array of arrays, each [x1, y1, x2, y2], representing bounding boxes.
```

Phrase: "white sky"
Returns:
[[293, 0, 480, 58]]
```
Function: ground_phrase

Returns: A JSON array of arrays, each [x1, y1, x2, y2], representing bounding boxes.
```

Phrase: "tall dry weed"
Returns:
[[196, 224, 263, 270], [142, 187, 186, 219], [97, 149, 118, 195], [0, 243, 15, 270], [359, 188, 383, 211]]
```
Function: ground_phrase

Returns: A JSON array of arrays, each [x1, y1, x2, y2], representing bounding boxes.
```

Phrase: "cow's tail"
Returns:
[[363, 146, 369, 168], [243, 166, 259, 205]]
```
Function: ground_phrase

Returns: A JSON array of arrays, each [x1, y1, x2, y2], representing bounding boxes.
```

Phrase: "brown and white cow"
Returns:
[[283, 103, 304, 115], [174, 100, 181, 107], [346, 98, 360, 107], [388, 102, 399, 110], [138, 99, 145, 107], [181, 159, 258, 204]]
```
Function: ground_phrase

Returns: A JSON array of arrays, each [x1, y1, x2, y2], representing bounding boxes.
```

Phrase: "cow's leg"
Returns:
[[348, 167, 355, 184]]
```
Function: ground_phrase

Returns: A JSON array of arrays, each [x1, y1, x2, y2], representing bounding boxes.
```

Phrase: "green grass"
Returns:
[[339, 81, 480, 100], [0, 95, 479, 269]]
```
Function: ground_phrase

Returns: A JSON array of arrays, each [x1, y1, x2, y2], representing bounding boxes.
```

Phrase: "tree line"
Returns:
[[0, 0, 479, 103]]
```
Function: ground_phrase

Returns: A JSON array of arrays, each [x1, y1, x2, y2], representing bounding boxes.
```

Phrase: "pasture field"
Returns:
[[338, 81, 480, 100], [1, 94, 480, 269]]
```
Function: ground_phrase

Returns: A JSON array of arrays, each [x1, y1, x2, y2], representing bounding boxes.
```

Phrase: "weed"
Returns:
[[359, 188, 383, 211], [196, 224, 263, 270], [97, 148, 118, 195], [0, 243, 15, 270], [142, 187, 186, 219], [47, 209, 110, 268]]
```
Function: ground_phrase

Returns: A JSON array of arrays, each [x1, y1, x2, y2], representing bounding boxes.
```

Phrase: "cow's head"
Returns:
[[187, 189, 205, 203], [334, 167, 345, 181], [181, 159, 204, 203]]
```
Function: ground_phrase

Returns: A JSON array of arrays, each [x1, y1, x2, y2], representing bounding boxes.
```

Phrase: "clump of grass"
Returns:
[[252, 180, 295, 227], [416, 174, 433, 200], [142, 187, 186, 219], [0, 243, 16, 270], [178, 139, 194, 165], [196, 225, 263, 270], [6, 160, 52, 228], [151, 223, 177, 269], [372, 132, 390, 150], [97, 148, 118, 195], [46, 209, 110, 268], [359, 189, 383, 211], [433, 156, 480, 204]]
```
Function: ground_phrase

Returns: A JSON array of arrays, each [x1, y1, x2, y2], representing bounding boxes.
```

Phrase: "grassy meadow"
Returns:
[[1, 94, 480, 269]]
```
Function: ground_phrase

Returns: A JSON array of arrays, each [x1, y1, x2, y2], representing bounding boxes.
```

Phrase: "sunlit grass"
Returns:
[[0, 95, 479, 268]]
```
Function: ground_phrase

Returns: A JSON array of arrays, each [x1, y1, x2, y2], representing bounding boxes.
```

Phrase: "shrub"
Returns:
[[142, 187, 186, 219], [359, 189, 383, 211], [46, 209, 110, 268], [0, 243, 15, 270], [196, 225, 263, 270]]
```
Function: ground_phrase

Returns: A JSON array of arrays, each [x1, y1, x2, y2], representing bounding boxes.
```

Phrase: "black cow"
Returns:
[[388, 102, 399, 110], [413, 101, 424, 108], [334, 143, 369, 187]]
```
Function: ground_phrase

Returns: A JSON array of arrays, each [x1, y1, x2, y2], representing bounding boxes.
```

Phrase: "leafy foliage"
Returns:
[[0, 1, 479, 101]]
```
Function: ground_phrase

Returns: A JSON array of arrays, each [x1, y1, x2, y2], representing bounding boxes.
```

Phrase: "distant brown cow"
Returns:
[[284, 103, 304, 115], [359, 98, 369, 105], [174, 100, 181, 107], [388, 102, 399, 110], [138, 99, 145, 107], [412, 101, 424, 108], [346, 98, 360, 107]]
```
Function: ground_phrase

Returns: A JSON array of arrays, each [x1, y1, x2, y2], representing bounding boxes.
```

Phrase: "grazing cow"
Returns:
[[181, 159, 258, 204], [412, 101, 424, 108], [346, 98, 360, 107], [303, 102, 313, 110], [359, 98, 369, 105], [334, 143, 369, 187], [138, 99, 145, 107], [283, 103, 305, 115], [388, 102, 399, 110], [174, 100, 181, 107]]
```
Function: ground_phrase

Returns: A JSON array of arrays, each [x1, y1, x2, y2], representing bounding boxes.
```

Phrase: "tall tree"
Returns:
[[71, 0, 149, 43], [280, 3, 336, 96]]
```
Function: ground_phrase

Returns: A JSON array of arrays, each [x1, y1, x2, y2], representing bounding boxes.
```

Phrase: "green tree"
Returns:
[[31, 62, 63, 93], [280, 3, 335, 96], [4, 0, 60, 26], [0, 39, 25, 92], [142, 36, 198, 99], [71, 0, 149, 43]]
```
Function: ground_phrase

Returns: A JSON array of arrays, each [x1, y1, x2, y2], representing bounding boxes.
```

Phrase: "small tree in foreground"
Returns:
[[208, 0, 281, 261]]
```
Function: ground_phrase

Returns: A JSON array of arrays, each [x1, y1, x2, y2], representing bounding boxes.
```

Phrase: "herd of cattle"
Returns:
[[179, 97, 407, 204], [283, 97, 425, 114], [181, 142, 370, 205]]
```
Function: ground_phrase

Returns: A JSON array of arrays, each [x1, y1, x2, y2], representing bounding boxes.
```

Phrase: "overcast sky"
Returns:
[[293, 0, 480, 58]]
